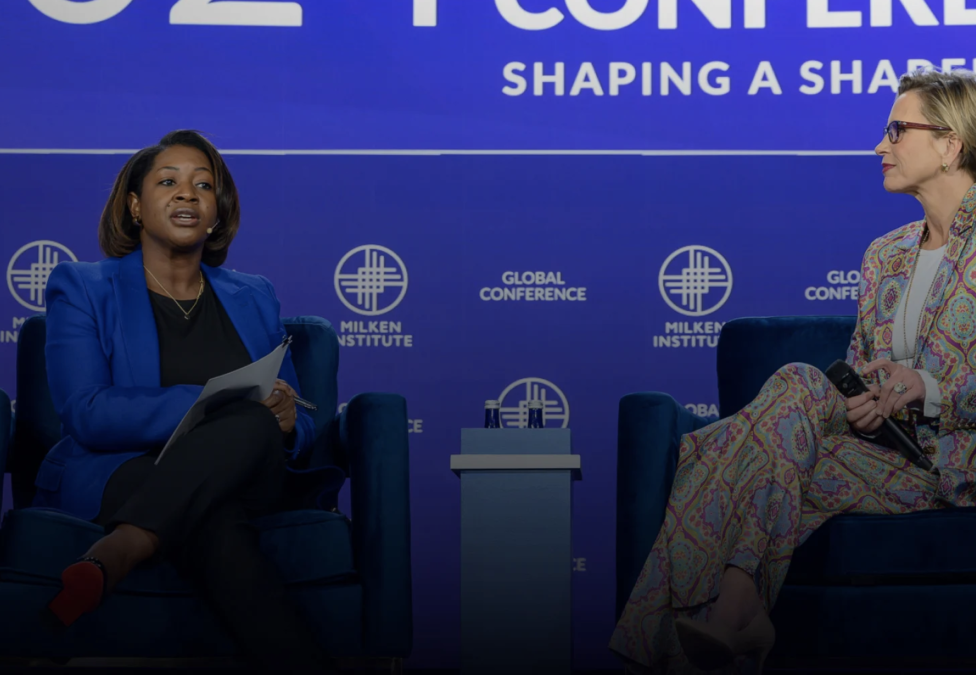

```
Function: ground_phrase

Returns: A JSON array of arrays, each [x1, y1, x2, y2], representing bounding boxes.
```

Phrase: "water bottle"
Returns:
[[527, 400, 544, 428], [484, 400, 501, 428]]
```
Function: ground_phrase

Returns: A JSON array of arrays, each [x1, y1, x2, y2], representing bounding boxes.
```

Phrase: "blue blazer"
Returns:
[[34, 248, 318, 522]]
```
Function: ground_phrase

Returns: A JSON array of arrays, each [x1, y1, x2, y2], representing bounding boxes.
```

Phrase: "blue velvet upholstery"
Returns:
[[0, 315, 412, 661], [716, 316, 859, 418], [616, 315, 976, 662], [9, 315, 58, 510], [0, 389, 10, 513]]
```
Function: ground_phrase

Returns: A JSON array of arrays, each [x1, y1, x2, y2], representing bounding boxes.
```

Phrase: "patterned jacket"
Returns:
[[847, 183, 976, 505]]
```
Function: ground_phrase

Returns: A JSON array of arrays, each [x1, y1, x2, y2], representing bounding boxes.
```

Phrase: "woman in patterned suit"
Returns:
[[611, 68, 976, 673]]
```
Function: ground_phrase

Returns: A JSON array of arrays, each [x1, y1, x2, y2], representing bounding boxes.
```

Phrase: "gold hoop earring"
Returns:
[[942, 163, 950, 173]]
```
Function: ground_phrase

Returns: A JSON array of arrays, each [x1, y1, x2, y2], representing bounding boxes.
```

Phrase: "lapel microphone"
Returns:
[[825, 359, 935, 473]]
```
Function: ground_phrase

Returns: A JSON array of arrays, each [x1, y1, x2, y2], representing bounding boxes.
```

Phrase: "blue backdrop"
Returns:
[[3, 0, 976, 150], [1, 0, 972, 669]]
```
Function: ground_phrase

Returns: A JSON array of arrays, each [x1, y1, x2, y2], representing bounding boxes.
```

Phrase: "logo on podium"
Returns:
[[7, 240, 77, 312], [498, 377, 570, 428]]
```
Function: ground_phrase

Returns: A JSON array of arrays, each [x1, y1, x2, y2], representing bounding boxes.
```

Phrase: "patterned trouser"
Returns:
[[609, 363, 941, 674]]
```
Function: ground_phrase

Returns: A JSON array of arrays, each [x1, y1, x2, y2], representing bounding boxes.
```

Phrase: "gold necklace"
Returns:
[[144, 266, 204, 320], [902, 227, 939, 366]]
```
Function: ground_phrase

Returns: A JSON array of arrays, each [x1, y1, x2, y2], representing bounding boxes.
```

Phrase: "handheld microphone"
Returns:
[[824, 359, 934, 473]]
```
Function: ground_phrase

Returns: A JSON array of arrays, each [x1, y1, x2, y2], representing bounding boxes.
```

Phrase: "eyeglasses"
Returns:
[[884, 120, 952, 143]]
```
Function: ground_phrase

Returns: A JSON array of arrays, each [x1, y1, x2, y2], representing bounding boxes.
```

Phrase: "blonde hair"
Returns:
[[898, 68, 976, 180]]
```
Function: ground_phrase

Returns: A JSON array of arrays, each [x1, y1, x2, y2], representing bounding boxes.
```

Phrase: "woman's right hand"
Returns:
[[846, 384, 884, 435], [259, 380, 297, 435]]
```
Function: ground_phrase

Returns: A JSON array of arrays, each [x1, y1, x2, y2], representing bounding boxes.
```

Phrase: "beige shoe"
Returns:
[[674, 612, 775, 672]]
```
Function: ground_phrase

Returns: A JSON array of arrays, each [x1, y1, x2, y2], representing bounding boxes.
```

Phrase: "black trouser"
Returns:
[[95, 399, 329, 671]]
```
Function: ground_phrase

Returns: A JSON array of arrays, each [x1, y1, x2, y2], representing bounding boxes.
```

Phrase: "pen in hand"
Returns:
[[293, 395, 317, 411], [277, 336, 314, 410]]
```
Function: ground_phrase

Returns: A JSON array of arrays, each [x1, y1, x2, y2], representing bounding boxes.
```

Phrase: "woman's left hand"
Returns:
[[261, 379, 297, 434], [860, 359, 925, 419]]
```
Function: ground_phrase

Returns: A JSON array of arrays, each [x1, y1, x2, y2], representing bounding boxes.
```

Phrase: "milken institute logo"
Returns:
[[334, 245, 413, 347], [654, 245, 732, 348], [7, 240, 77, 312], [658, 245, 733, 317], [334, 244, 408, 316]]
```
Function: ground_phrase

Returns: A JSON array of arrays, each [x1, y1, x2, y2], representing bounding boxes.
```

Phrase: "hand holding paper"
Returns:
[[155, 336, 293, 464]]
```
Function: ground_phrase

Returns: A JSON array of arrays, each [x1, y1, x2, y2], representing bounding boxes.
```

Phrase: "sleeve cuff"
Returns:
[[916, 369, 942, 418]]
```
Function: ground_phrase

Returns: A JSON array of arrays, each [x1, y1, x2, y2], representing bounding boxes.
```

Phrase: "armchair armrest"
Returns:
[[0, 390, 11, 513], [339, 392, 412, 657], [615, 392, 711, 620]]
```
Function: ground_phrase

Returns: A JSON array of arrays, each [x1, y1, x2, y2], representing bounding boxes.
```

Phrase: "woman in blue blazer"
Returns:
[[39, 130, 336, 673]]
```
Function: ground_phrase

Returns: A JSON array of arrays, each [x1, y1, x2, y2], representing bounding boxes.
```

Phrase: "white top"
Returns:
[[890, 245, 945, 418]]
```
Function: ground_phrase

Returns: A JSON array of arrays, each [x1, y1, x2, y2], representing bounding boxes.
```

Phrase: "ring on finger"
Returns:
[[893, 382, 908, 395], [275, 413, 281, 423]]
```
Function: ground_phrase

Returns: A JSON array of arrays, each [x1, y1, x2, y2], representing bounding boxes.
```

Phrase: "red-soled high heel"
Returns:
[[46, 557, 108, 627]]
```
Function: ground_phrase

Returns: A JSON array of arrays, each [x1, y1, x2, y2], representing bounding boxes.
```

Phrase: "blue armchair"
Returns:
[[0, 389, 10, 520], [617, 316, 976, 668], [0, 315, 412, 668]]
